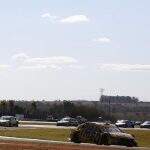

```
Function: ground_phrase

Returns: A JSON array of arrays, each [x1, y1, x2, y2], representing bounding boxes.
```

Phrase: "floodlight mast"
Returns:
[[99, 88, 105, 101]]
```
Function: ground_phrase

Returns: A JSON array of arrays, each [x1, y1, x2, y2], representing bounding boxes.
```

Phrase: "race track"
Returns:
[[20, 124, 150, 131]]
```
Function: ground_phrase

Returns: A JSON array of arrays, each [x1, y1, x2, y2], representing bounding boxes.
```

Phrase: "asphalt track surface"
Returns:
[[20, 124, 150, 131], [19, 121, 150, 130], [0, 121, 148, 131], [0, 124, 149, 131], [21, 124, 75, 129]]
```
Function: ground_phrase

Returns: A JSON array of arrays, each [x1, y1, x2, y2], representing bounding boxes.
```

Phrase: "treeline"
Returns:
[[0, 99, 149, 121], [48, 100, 115, 121], [0, 100, 115, 121]]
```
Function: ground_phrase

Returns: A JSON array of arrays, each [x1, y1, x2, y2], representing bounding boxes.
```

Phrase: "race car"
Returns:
[[70, 122, 137, 147]]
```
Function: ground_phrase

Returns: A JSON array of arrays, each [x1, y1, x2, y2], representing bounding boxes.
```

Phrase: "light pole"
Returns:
[[99, 88, 105, 101]]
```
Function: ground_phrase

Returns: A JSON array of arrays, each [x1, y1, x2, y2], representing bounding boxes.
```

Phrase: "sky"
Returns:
[[0, 0, 150, 101]]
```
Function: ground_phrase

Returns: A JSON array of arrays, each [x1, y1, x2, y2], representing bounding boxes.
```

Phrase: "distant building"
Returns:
[[100, 95, 139, 104]]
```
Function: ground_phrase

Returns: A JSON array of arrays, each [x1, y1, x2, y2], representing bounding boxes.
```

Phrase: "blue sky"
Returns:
[[0, 0, 150, 101]]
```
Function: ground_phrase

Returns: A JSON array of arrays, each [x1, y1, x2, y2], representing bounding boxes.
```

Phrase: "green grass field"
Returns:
[[125, 129, 150, 148], [0, 128, 149, 147], [0, 128, 70, 142]]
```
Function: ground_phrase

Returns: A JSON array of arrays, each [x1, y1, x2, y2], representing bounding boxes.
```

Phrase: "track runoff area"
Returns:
[[0, 121, 149, 150]]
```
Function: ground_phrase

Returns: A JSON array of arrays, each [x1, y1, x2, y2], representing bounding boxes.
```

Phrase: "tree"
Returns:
[[30, 101, 37, 119], [31, 101, 37, 112], [0, 100, 7, 115], [63, 100, 75, 117], [14, 105, 24, 114], [8, 100, 15, 115]]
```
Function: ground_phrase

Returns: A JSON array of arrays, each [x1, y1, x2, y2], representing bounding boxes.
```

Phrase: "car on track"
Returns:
[[140, 121, 150, 128], [0, 116, 19, 127], [70, 122, 137, 147], [115, 120, 134, 128], [57, 117, 78, 126]]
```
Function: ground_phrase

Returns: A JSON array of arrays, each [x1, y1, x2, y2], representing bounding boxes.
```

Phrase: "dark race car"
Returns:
[[70, 122, 137, 147]]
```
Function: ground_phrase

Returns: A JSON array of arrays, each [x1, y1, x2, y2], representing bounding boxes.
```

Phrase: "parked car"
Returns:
[[57, 117, 78, 126], [135, 121, 142, 126], [130, 121, 136, 126], [115, 120, 134, 128], [0, 116, 19, 127], [98, 116, 103, 122], [76, 116, 87, 124], [140, 121, 150, 128], [70, 122, 137, 147], [97, 117, 111, 124], [46, 115, 58, 122]]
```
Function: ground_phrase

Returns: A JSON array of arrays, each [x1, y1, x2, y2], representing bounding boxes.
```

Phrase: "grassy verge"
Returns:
[[0, 128, 70, 142], [0, 128, 149, 147], [124, 129, 150, 148]]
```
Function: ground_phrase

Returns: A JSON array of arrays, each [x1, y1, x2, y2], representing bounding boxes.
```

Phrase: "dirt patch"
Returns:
[[0, 141, 146, 150]]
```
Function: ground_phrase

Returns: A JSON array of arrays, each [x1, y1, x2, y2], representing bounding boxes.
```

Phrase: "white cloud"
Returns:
[[68, 65, 85, 69], [41, 13, 59, 23], [41, 13, 51, 18], [41, 13, 90, 24], [18, 65, 47, 70], [12, 53, 79, 70], [60, 15, 90, 23], [12, 53, 29, 61], [98, 64, 150, 71], [93, 37, 111, 43], [25, 56, 77, 65]]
